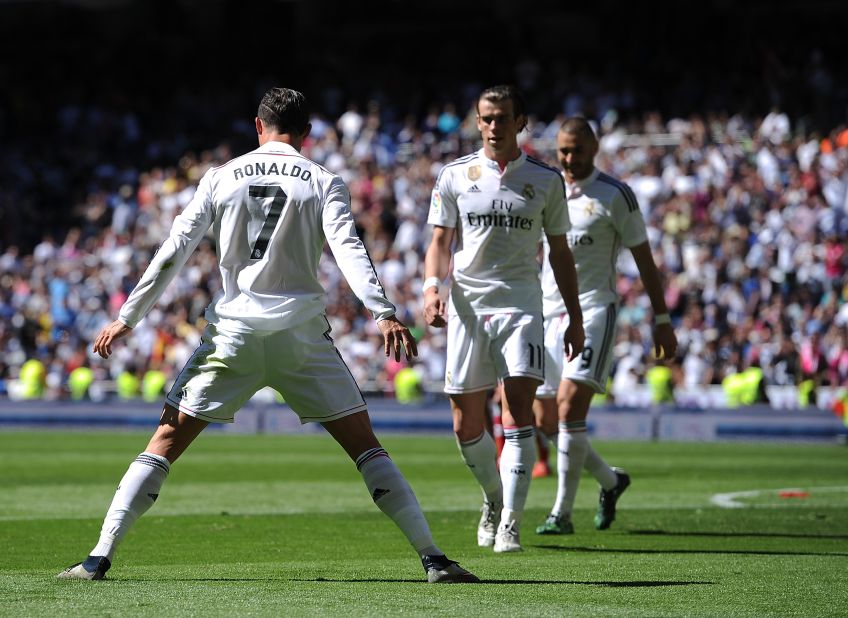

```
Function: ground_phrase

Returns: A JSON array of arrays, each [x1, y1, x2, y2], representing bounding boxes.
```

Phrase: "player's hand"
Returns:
[[563, 321, 585, 362], [652, 323, 678, 360], [93, 320, 133, 359], [377, 315, 419, 361], [423, 289, 447, 328]]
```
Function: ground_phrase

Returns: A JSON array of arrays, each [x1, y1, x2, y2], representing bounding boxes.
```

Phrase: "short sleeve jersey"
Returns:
[[542, 169, 648, 316], [119, 141, 395, 332], [428, 149, 569, 315]]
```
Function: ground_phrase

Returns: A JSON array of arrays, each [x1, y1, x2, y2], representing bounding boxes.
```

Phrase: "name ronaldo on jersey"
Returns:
[[232, 161, 313, 182]]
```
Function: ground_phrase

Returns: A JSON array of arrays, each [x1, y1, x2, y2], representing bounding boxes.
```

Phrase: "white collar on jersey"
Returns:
[[257, 141, 299, 154], [480, 148, 528, 173], [565, 167, 600, 196]]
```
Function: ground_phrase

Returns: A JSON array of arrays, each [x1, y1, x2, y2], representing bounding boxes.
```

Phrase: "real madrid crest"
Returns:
[[467, 165, 481, 181], [522, 183, 535, 199], [584, 200, 596, 217]]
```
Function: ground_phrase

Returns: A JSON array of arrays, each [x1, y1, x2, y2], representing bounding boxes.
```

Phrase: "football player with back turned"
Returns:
[[58, 87, 478, 584]]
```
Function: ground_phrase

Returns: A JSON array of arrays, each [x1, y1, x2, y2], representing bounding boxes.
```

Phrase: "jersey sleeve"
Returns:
[[542, 171, 571, 235], [118, 171, 215, 328], [427, 167, 457, 228], [611, 181, 648, 248], [321, 175, 396, 321]]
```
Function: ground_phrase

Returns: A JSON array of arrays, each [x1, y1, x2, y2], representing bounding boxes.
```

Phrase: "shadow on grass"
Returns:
[[629, 529, 848, 541], [96, 576, 716, 587], [534, 544, 848, 557], [289, 578, 715, 586]]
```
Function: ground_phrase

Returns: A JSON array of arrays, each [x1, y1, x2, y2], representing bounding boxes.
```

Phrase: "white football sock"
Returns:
[[551, 422, 589, 518], [498, 425, 536, 526], [90, 452, 170, 562], [585, 444, 618, 490], [457, 431, 503, 505], [356, 448, 441, 558]]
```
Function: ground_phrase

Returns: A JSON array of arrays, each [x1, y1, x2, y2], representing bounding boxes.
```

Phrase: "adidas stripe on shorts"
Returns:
[[536, 303, 617, 397]]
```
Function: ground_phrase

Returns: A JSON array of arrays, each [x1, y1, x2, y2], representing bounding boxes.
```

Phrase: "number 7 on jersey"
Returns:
[[249, 184, 288, 259]]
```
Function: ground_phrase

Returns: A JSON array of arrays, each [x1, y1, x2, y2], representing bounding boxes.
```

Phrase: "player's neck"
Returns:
[[483, 146, 521, 171], [258, 133, 303, 151], [565, 166, 595, 185]]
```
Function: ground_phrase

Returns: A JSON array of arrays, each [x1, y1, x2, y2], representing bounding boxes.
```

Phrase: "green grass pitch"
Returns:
[[1, 430, 847, 616]]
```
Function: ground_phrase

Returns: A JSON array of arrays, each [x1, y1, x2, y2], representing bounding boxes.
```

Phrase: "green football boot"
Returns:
[[535, 513, 574, 535]]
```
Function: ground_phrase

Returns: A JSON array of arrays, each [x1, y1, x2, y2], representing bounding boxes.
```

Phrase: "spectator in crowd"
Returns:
[[1, 69, 847, 410], [646, 358, 681, 405]]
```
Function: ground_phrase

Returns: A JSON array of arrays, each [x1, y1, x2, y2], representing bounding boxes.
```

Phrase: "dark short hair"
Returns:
[[559, 116, 598, 142], [477, 84, 527, 119], [257, 87, 309, 135]]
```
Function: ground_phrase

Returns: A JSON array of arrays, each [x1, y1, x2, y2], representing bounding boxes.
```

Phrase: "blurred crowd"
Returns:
[[2, 97, 848, 406]]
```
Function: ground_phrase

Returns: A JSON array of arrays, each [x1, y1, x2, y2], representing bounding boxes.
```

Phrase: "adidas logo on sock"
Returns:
[[372, 488, 391, 502], [468, 184, 481, 193]]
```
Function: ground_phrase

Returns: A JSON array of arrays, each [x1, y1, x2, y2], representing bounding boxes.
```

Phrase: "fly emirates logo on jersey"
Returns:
[[466, 198, 535, 230], [567, 233, 594, 246]]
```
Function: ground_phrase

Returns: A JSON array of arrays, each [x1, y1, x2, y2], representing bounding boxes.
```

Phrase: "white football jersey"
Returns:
[[119, 141, 395, 331], [542, 168, 648, 316], [428, 149, 570, 315]]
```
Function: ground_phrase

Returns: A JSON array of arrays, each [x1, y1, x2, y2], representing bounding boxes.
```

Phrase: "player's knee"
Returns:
[[557, 394, 591, 424], [454, 423, 484, 442], [556, 400, 571, 423], [539, 417, 557, 436], [453, 414, 487, 442]]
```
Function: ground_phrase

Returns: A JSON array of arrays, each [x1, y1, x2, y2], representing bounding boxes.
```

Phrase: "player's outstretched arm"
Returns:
[[377, 315, 419, 361], [422, 225, 454, 328], [629, 241, 678, 360], [322, 176, 398, 322], [546, 233, 585, 360], [93, 320, 133, 359], [118, 173, 214, 329]]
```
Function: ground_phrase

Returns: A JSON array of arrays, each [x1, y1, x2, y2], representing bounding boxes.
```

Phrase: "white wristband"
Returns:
[[654, 313, 671, 325], [422, 276, 441, 294]]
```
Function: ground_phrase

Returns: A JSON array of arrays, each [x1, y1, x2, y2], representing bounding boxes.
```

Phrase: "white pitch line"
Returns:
[[711, 485, 848, 509]]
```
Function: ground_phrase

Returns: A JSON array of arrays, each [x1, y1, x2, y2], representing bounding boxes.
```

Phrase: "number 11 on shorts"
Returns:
[[528, 343, 543, 369]]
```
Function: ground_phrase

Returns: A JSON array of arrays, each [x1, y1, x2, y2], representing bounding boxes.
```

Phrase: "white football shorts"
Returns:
[[166, 314, 367, 424], [536, 303, 618, 397], [443, 311, 544, 394]]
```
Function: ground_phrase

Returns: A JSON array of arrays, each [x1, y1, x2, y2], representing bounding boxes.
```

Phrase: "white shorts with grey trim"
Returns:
[[536, 303, 618, 398], [166, 314, 367, 424], [443, 312, 544, 394]]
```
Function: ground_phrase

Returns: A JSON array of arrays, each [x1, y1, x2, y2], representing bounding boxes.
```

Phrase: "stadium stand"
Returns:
[[1, 1, 847, 415]]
